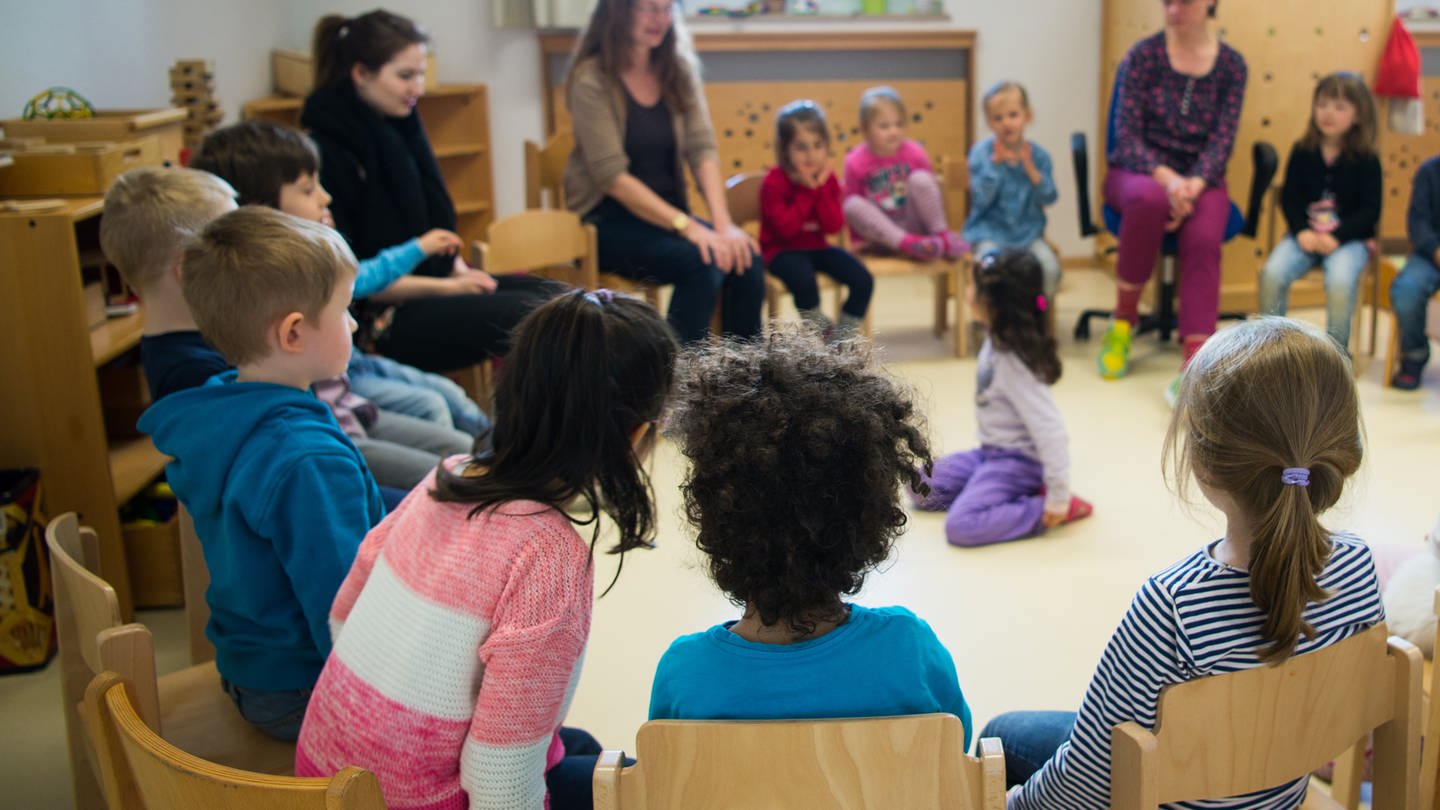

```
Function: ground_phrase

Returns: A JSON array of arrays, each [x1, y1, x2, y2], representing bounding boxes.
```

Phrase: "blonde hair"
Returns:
[[181, 206, 356, 367], [99, 167, 236, 295], [858, 85, 905, 132], [1164, 318, 1363, 663]]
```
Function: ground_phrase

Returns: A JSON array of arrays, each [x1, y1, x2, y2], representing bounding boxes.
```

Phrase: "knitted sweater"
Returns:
[[759, 165, 845, 262], [296, 460, 594, 810]]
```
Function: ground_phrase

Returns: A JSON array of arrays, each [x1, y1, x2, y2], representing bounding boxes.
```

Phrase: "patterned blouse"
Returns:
[[1110, 32, 1247, 187]]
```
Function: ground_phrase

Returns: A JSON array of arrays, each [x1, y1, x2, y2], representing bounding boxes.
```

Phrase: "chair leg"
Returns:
[[933, 272, 949, 338], [1329, 741, 1364, 809], [1384, 310, 1400, 388]]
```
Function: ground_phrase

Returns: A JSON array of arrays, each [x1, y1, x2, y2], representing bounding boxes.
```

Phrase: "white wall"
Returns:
[[0, 0, 1100, 254]]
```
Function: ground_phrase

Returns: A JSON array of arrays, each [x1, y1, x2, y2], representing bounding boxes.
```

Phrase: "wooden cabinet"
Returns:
[[0, 199, 165, 617], [243, 84, 494, 247]]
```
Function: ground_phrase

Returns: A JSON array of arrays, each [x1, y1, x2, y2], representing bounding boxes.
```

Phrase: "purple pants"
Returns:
[[1103, 168, 1228, 339], [914, 446, 1045, 547]]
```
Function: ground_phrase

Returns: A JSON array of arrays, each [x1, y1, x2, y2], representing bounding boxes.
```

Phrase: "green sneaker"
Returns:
[[1097, 320, 1132, 380]]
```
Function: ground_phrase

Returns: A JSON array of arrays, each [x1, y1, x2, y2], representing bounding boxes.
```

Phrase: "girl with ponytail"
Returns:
[[981, 317, 1384, 809]]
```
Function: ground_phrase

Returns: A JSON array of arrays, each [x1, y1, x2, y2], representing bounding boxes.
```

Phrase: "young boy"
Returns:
[[1390, 154, 1440, 390], [100, 166, 472, 493], [189, 119, 490, 435], [136, 206, 385, 740]]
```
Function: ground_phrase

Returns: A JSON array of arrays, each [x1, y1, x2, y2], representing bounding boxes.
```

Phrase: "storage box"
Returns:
[[123, 515, 183, 608], [0, 136, 162, 196], [272, 48, 438, 97], [2, 108, 187, 166]]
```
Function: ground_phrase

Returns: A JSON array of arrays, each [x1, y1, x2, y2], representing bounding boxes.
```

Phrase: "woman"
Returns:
[[301, 10, 560, 373], [1096, 0, 1246, 396], [564, 0, 766, 344]]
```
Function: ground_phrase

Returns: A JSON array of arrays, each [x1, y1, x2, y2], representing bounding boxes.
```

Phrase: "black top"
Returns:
[[1279, 143, 1383, 244], [624, 93, 686, 212], [140, 331, 229, 401]]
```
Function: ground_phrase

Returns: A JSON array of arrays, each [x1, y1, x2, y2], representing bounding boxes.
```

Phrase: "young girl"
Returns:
[[984, 317, 1385, 808], [295, 291, 678, 810], [651, 327, 973, 746], [843, 85, 967, 261], [963, 81, 1061, 301], [913, 249, 1091, 547], [1259, 72, 1382, 352], [760, 100, 873, 340]]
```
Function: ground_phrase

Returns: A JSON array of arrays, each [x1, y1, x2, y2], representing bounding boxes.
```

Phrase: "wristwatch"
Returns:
[[671, 212, 690, 233]]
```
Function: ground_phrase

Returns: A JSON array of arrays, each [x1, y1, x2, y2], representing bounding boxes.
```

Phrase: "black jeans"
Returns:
[[376, 274, 566, 373], [768, 247, 874, 317]]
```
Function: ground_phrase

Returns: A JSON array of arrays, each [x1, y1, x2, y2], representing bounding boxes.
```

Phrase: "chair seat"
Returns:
[[1101, 201, 1246, 254], [157, 662, 297, 776]]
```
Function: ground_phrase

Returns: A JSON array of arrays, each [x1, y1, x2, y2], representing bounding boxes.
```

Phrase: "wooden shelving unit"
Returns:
[[0, 197, 147, 616], [242, 84, 494, 247]]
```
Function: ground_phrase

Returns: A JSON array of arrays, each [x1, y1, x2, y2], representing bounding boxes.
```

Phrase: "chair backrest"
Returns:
[[83, 671, 386, 810], [475, 209, 599, 290], [177, 505, 214, 665], [593, 714, 1005, 810], [1110, 623, 1421, 810], [723, 171, 765, 232], [525, 131, 574, 210]]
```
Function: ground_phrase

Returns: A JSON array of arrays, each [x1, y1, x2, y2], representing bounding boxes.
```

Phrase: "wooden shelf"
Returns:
[[109, 436, 169, 505], [90, 310, 145, 367], [454, 200, 491, 216], [433, 143, 487, 159]]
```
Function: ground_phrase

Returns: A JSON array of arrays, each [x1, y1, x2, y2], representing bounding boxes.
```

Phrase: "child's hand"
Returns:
[[448, 256, 499, 294], [992, 142, 1016, 164], [1314, 233, 1340, 256], [418, 228, 463, 257], [1296, 230, 1320, 253], [811, 165, 833, 189]]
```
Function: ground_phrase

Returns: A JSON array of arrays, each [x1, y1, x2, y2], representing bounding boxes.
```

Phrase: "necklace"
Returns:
[[1180, 77, 1196, 117]]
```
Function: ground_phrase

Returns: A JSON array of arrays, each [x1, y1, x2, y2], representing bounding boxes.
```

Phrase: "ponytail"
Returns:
[[309, 9, 429, 92], [974, 249, 1061, 384], [311, 15, 351, 91]]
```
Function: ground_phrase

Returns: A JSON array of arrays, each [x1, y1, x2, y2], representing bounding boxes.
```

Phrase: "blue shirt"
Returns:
[[648, 604, 973, 748], [140, 330, 228, 400], [962, 137, 1058, 248], [355, 237, 425, 299]]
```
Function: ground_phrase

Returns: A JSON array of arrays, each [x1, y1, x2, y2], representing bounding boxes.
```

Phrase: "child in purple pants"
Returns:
[[914, 250, 1091, 546]]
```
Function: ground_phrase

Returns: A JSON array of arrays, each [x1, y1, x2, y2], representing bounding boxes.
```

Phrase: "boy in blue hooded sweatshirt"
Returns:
[[138, 206, 384, 741]]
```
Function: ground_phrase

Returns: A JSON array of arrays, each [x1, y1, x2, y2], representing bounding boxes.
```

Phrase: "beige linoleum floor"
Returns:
[[4, 268, 1437, 809]]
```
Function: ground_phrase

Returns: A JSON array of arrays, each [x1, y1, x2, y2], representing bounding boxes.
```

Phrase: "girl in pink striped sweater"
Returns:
[[295, 290, 677, 810]]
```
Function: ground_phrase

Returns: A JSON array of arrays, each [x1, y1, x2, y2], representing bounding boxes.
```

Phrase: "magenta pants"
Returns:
[[1103, 167, 1229, 338]]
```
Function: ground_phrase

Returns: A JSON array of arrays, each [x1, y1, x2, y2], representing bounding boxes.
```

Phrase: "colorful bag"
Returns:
[[0, 468, 56, 674]]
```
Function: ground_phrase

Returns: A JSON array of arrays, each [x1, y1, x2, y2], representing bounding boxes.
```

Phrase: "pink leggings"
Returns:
[[1103, 168, 1229, 338], [842, 170, 950, 250]]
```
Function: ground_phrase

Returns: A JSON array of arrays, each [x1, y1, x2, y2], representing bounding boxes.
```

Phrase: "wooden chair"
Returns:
[[592, 714, 1005, 809], [722, 170, 873, 338], [84, 672, 386, 810], [47, 513, 294, 810], [523, 130, 663, 310], [1423, 587, 1440, 810], [1109, 623, 1421, 810]]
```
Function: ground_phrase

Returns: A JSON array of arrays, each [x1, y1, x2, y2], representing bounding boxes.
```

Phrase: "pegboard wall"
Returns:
[[1099, 0, 1394, 310], [1379, 35, 1440, 242]]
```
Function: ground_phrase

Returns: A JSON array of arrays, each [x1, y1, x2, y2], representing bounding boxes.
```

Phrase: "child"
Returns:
[[963, 81, 1061, 301], [1380, 512, 1440, 657], [189, 119, 490, 436], [136, 207, 386, 740], [297, 290, 678, 810], [760, 99, 873, 340], [983, 317, 1384, 808], [913, 250, 1091, 547], [843, 85, 967, 261], [1390, 153, 1440, 390], [651, 327, 972, 745], [1259, 72, 1381, 352]]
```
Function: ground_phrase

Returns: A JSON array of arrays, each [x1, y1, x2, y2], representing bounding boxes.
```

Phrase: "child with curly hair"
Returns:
[[652, 327, 973, 745]]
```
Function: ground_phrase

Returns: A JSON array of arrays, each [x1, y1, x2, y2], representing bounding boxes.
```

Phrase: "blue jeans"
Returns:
[[977, 710, 1076, 788], [973, 239, 1061, 301], [1258, 236, 1370, 350], [586, 199, 767, 343], [221, 678, 311, 742], [546, 727, 622, 810], [348, 350, 490, 437], [1391, 252, 1440, 365], [768, 248, 874, 317]]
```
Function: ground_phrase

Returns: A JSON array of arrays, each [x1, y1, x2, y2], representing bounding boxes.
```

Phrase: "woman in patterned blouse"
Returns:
[[1095, 0, 1246, 395]]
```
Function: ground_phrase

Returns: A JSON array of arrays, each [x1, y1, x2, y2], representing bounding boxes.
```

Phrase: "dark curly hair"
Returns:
[[669, 327, 932, 639], [973, 248, 1061, 384]]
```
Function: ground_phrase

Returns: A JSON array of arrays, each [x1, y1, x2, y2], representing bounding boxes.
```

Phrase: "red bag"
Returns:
[[1375, 15, 1421, 99]]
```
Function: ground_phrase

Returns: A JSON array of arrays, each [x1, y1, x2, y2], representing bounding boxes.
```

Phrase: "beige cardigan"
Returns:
[[563, 57, 720, 218]]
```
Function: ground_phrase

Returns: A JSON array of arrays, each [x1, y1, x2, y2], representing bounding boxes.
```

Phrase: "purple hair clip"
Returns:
[[1035, 294, 1047, 312], [584, 288, 615, 307], [1281, 467, 1310, 487]]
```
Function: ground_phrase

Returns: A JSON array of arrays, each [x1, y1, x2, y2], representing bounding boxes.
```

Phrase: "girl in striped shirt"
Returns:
[[982, 317, 1383, 810], [295, 290, 678, 810]]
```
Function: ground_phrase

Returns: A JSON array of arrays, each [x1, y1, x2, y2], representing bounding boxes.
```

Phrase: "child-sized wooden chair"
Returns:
[[593, 714, 1005, 809], [47, 513, 295, 810], [1380, 254, 1440, 388], [84, 672, 386, 810], [1109, 623, 1421, 810]]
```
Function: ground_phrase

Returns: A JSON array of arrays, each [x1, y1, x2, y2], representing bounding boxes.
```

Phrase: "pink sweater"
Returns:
[[295, 460, 594, 810]]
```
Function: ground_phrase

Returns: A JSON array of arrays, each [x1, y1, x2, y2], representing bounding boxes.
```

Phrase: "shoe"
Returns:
[[1062, 495, 1094, 523], [1391, 358, 1425, 390], [899, 234, 940, 261], [1097, 320, 1132, 380], [1164, 374, 1182, 408], [939, 230, 969, 260]]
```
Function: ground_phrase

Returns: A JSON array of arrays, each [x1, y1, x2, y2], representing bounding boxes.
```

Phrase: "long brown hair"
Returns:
[[774, 100, 829, 174], [311, 9, 428, 91], [565, 0, 699, 113], [973, 249, 1061, 385], [1164, 318, 1363, 663], [1297, 72, 1377, 160]]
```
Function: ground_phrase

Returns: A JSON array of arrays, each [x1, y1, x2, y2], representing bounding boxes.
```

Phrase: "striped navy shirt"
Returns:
[[1010, 534, 1383, 810]]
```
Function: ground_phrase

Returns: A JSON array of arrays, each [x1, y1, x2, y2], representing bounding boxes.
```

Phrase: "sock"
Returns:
[[900, 233, 939, 261], [1115, 284, 1143, 325], [939, 230, 969, 260], [1181, 335, 1207, 368]]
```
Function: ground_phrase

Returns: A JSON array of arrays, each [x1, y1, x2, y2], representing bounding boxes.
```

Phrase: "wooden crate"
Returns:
[[122, 515, 183, 608], [271, 47, 438, 97], [0, 136, 161, 196], [2, 108, 187, 166]]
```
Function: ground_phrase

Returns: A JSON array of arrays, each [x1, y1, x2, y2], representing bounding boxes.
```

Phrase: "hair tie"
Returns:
[[1281, 467, 1310, 487], [584, 288, 615, 307], [1035, 294, 1047, 312], [338, 24, 350, 39]]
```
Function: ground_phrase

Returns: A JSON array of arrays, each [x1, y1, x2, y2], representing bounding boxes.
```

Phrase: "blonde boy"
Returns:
[[137, 207, 384, 741]]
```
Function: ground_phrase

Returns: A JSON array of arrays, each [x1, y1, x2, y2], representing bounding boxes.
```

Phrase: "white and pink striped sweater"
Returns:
[[295, 463, 593, 810]]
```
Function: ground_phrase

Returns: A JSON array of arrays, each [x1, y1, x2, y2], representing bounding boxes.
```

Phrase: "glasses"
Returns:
[[633, 2, 674, 16]]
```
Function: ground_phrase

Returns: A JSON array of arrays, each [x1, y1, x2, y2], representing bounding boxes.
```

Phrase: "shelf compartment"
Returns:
[[109, 436, 169, 505], [90, 310, 145, 367]]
